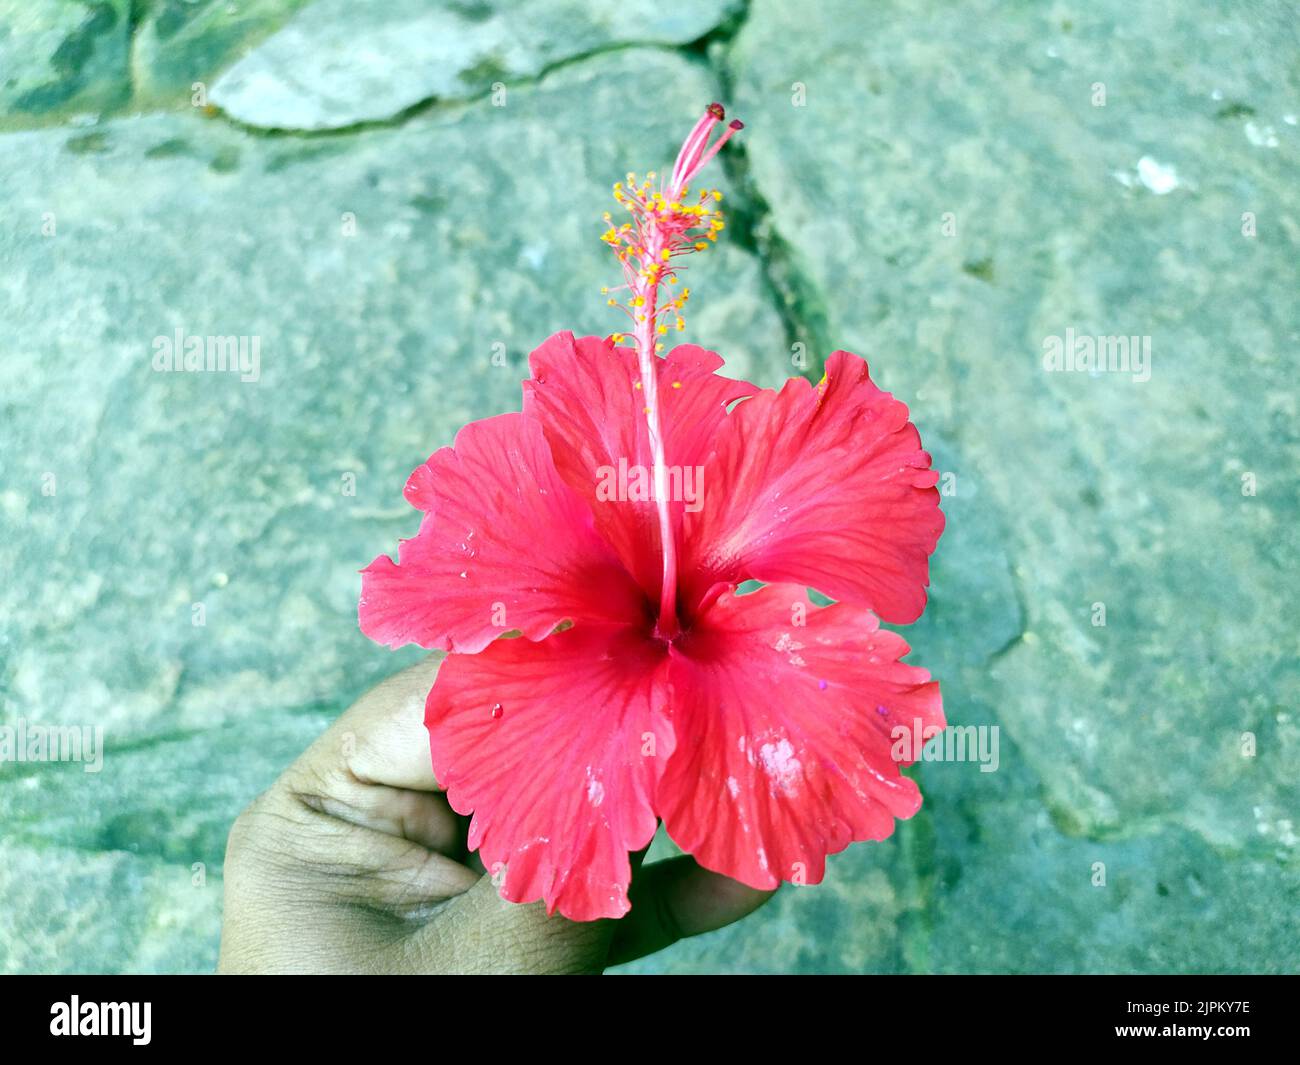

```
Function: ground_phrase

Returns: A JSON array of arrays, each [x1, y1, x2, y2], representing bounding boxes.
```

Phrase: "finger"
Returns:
[[608, 856, 775, 965], [399, 873, 614, 975], [228, 789, 481, 921], [282, 655, 465, 852], [338, 653, 446, 791], [296, 780, 463, 854], [305, 823, 480, 916]]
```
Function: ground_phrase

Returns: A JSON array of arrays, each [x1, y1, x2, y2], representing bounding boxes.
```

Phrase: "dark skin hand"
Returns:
[[219, 655, 773, 973]]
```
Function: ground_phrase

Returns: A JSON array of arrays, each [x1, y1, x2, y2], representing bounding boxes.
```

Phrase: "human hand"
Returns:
[[218, 656, 772, 973]]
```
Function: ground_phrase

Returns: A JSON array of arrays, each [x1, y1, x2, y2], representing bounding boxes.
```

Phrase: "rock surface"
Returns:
[[209, 0, 743, 130], [0, 0, 133, 125], [131, 0, 315, 108], [0, 0, 1296, 974]]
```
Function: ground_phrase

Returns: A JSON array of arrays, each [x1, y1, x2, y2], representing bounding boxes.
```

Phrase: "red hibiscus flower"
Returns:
[[359, 105, 945, 921]]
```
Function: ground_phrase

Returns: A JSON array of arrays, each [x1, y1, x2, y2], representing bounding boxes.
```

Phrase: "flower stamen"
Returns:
[[600, 104, 743, 638]]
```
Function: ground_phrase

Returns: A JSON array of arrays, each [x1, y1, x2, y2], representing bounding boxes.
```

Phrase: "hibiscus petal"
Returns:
[[426, 624, 673, 920], [658, 583, 943, 890], [359, 411, 646, 654], [524, 331, 757, 600], [680, 350, 944, 624]]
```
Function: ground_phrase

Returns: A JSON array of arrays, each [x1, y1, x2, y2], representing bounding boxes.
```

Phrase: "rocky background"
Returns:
[[0, 0, 1296, 973]]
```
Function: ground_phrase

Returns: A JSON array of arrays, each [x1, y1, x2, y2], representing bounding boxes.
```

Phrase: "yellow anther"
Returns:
[[672, 381, 682, 389], [657, 324, 668, 335], [695, 242, 707, 251], [712, 189, 723, 201], [655, 343, 664, 352], [660, 249, 671, 261], [607, 298, 616, 306]]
